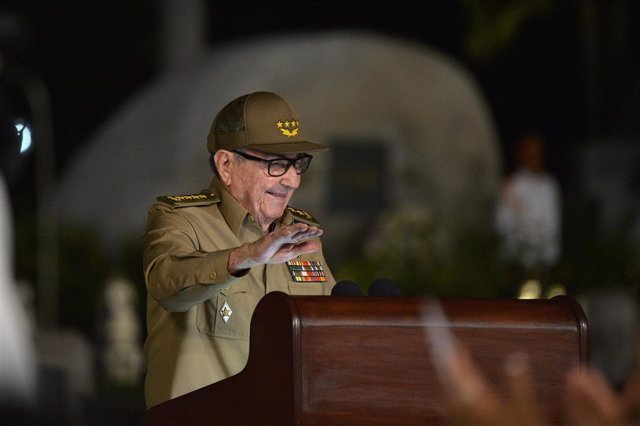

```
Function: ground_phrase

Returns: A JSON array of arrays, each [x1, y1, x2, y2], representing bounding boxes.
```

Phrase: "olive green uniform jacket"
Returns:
[[143, 178, 335, 408]]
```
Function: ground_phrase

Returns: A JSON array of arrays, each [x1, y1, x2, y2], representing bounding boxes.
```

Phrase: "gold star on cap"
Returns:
[[278, 118, 299, 137]]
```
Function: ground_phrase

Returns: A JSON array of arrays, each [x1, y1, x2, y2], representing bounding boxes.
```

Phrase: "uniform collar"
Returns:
[[209, 177, 253, 236]]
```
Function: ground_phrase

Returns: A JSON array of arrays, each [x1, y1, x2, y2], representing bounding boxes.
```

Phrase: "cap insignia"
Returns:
[[277, 120, 299, 138]]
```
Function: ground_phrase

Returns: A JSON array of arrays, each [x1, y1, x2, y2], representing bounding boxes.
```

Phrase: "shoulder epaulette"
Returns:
[[157, 191, 221, 208], [287, 206, 320, 227]]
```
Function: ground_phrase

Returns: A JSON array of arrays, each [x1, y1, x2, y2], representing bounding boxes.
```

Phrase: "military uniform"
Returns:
[[143, 177, 335, 408]]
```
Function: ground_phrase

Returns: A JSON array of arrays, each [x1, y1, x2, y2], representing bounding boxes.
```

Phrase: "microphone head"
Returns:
[[331, 280, 363, 296], [368, 278, 401, 296]]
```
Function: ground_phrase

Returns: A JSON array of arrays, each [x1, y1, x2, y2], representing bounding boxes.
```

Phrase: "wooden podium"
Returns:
[[147, 293, 587, 425]]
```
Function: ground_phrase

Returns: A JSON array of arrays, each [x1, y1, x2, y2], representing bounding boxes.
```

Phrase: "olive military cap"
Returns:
[[207, 91, 329, 154]]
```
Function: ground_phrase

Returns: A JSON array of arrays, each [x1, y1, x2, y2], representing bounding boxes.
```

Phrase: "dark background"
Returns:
[[5, 0, 637, 187], [3, 0, 637, 271], [1, 1, 639, 424]]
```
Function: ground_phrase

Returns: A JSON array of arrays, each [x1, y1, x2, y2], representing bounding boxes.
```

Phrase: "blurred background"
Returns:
[[0, 0, 638, 424]]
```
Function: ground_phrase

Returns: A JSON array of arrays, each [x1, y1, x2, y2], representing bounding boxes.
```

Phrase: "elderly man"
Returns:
[[143, 91, 336, 408]]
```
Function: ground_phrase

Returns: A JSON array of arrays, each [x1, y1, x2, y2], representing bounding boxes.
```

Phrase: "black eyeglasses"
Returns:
[[234, 151, 313, 177]]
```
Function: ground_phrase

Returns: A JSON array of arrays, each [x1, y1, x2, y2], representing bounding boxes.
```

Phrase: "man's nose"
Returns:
[[280, 165, 301, 189]]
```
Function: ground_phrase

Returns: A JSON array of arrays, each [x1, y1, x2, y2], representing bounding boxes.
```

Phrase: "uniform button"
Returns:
[[248, 215, 255, 223], [209, 272, 217, 280]]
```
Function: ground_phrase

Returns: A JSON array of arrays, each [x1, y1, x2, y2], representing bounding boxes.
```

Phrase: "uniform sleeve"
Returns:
[[143, 204, 242, 312]]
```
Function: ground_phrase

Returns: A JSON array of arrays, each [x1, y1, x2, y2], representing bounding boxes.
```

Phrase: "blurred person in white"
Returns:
[[0, 171, 37, 420], [495, 133, 561, 296]]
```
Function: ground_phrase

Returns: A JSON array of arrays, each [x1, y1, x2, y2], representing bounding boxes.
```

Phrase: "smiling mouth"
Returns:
[[267, 191, 288, 198]]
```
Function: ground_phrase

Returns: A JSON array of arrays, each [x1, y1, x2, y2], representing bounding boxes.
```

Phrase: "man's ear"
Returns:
[[214, 150, 233, 186]]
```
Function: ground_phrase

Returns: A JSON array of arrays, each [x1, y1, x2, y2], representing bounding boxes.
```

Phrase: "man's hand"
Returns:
[[565, 367, 640, 426], [423, 300, 548, 426], [227, 223, 323, 274]]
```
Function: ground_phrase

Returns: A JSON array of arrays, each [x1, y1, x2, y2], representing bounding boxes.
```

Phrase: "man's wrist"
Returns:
[[227, 245, 254, 275]]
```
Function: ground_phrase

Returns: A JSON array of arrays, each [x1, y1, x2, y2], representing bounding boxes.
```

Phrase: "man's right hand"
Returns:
[[227, 222, 323, 275]]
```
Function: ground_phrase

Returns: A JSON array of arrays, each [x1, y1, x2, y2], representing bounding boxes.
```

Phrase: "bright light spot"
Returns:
[[518, 279, 542, 299], [545, 284, 567, 299], [16, 122, 32, 154]]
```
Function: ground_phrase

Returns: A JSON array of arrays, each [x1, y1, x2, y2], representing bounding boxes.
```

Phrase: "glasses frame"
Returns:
[[234, 150, 313, 177]]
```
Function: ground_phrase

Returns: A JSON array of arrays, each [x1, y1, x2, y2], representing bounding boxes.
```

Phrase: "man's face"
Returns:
[[225, 149, 302, 230]]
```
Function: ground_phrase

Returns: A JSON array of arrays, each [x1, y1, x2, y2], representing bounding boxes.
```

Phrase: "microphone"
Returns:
[[331, 280, 364, 296], [368, 278, 401, 296]]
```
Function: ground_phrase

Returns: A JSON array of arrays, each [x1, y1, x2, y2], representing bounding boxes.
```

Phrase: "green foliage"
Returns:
[[337, 223, 512, 298], [14, 219, 111, 338], [335, 208, 640, 299], [460, 0, 554, 64], [565, 235, 640, 294], [57, 226, 110, 337], [116, 235, 147, 330]]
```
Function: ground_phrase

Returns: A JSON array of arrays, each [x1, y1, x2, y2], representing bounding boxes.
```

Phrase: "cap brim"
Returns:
[[247, 141, 330, 154]]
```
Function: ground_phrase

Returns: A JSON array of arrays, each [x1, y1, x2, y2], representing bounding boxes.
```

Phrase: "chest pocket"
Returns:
[[196, 278, 252, 340]]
